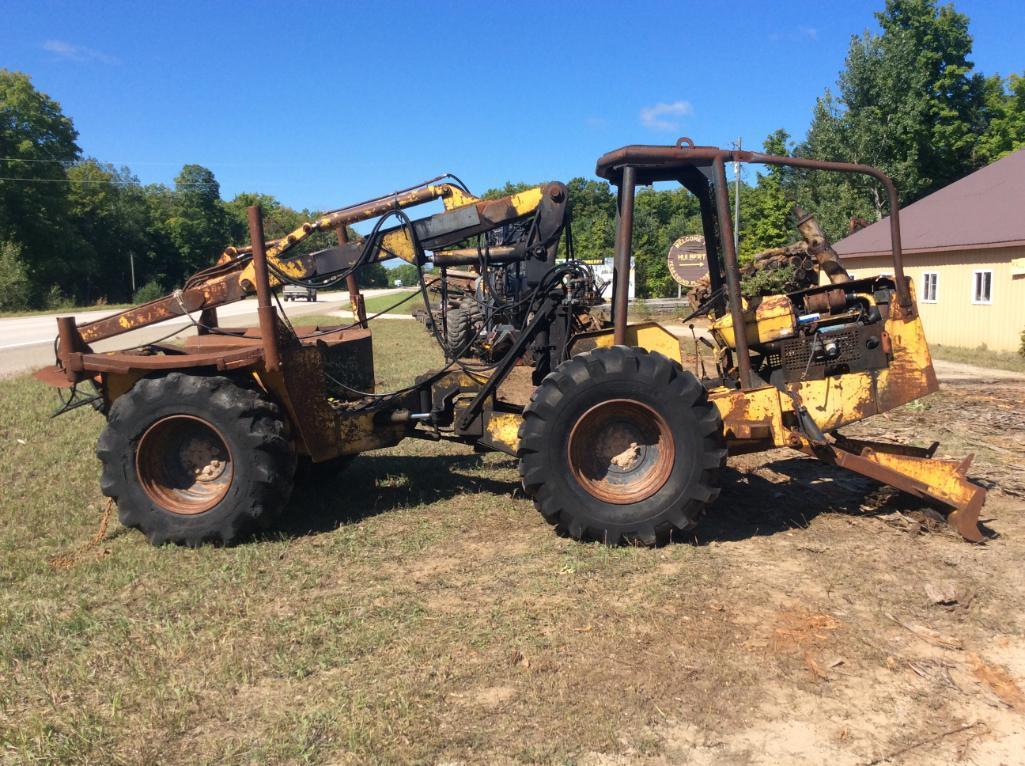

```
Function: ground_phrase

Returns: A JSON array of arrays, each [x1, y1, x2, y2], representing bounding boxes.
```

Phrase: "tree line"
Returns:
[[0, 74, 387, 311], [2, 0, 1023, 310]]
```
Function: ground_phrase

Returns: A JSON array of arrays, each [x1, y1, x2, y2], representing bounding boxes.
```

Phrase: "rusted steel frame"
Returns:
[[792, 434, 985, 542], [320, 174, 459, 216], [76, 184, 457, 345], [692, 178, 725, 300], [222, 237, 283, 259], [432, 247, 524, 267], [78, 271, 249, 343], [336, 226, 367, 328], [422, 182, 564, 253], [455, 290, 562, 432], [262, 184, 459, 263], [741, 151, 908, 309], [432, 244, 519, 263], [827, 446, 984, 542], [612, 165, 637, 345], [197, 307, 218, 336], [832, 434, 939, 459], [70, 347, 263, 374], [712, 156, 754, 390], [264, 345, 341, 461], [247, 206, 281, 373], [55, 315, 89, 382], [595, 144, 911, 309]]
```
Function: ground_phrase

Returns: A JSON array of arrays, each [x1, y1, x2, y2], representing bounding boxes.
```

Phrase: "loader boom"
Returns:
[[71, 180, 563, 348]]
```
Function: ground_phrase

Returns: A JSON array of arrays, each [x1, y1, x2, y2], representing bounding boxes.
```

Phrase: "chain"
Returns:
[[48, 498, 115, 570]]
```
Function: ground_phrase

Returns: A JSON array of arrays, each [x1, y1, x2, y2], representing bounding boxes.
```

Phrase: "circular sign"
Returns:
[[667, 235, 708, 287]]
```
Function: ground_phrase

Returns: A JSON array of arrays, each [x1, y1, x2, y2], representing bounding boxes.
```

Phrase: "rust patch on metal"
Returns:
[[136, 415, 233, 515], [567, 399, 675, 505]]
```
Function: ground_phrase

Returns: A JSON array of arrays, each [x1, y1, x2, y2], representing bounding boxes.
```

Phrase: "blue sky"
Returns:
[[4, 0, 1024, 213]]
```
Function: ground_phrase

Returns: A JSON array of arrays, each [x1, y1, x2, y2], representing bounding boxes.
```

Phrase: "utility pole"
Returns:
[[129, 251, 136, 295], [733, 137, 741, 254]]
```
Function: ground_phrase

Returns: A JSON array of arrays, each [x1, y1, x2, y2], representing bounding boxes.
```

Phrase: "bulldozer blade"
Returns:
[[811, 440, 987, 542]]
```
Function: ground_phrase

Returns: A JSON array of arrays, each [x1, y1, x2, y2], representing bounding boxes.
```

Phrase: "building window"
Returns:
[[921, 272, 938, 303], [972, 270, 993, 304]]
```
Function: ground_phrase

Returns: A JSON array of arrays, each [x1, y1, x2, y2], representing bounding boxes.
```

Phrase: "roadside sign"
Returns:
[[667, 235, 708, 287]]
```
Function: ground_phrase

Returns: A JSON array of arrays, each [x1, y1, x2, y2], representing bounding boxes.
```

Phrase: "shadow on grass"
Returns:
[[267, 452, 520, 539], [695, 455, 995, 544], [265, 448, 966, 546], [692, 458, 877, 545]]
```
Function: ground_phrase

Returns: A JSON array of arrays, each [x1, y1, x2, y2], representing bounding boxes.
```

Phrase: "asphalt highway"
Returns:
[[0, 289, 405, 377]]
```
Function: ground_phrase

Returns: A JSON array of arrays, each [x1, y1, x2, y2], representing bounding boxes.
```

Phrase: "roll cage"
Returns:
[[594, 137, 911, 389]]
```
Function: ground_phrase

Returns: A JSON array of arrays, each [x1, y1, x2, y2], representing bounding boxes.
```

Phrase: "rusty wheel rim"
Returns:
[[567, 399, 675, 505], [136, 415, 233, 515]]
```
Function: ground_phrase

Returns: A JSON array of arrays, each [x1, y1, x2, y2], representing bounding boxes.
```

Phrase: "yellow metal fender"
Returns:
[[710, 294, 797, 347], [478, 323, 684, 456], [567, 321, 684, 364]]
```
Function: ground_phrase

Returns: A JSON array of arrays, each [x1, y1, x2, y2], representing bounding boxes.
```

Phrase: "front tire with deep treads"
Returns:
[[445, 306, 473, 357], [96, 373, 296, 546], [517, 346, 726, 545]]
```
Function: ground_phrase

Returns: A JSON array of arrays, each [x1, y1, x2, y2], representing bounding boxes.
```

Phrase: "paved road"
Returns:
[[0, 288, 406, 377], [931, 358, 1025, 384]]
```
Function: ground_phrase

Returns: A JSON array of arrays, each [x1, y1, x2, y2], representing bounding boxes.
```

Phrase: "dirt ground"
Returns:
[[2, 322, 1024, 764], [628, 377, 1025, 765]]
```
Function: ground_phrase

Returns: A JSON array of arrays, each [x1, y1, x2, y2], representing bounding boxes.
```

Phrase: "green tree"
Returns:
[[140, 183, 179, 290], [631, 186, 701, 297], [0, 69, 81, 304], [223, 194, 354, 271], [164, 164, 229, 281], [975, 73, 1025, 164], [388, 262, 420, 287], [0, 240, 30, 310], [797, 0, 986, 238], [223, 192, 305, 244], [481, 181, 535, 200], [358, 262, 388, 288], [739, 130, 795, 261], [565, 177, 616, 263], [66, 160, 154, 303]]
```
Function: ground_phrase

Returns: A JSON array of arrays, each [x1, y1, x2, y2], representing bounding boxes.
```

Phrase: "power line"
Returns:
[[0, 157, 78, 164], [0, 176, 218, 187], [0, 156, 331, 167]]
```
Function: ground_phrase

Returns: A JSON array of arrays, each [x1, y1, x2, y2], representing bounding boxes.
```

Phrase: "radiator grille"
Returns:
[[781, 328, 862, 371]]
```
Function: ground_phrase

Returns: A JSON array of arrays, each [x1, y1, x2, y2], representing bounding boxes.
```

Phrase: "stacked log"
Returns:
[[687, 240, 821, 311]]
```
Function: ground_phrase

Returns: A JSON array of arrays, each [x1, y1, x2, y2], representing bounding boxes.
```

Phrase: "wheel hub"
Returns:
[[180, 437, 227, 482], [136, 415, 234, 515], [567, 399, 676, 505]]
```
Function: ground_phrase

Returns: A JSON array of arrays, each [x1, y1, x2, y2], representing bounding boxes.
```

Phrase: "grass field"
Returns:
[[360, 290, 420, 316], [0, 302, 134, 318], [930, 343, 1025, 373], [2, 320, 1025, 764]]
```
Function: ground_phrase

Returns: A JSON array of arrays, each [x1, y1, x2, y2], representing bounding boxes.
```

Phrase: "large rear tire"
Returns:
[[445, 306, 473, 357], [96, 373, 296, 546], [517, 346, 725, 545]]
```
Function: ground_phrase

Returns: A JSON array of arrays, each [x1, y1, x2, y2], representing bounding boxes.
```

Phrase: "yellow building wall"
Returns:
[[841, 246, 1025, 352]]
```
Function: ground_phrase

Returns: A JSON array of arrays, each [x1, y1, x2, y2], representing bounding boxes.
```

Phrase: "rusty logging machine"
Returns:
[[38, 140, 987, 547]]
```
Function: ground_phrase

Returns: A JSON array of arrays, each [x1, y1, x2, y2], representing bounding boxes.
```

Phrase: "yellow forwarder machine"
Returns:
[[37, 141, 986, 547]]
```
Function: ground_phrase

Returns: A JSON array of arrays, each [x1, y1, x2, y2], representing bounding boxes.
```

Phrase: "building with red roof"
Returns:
[[835, 149, 1025, 352]]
